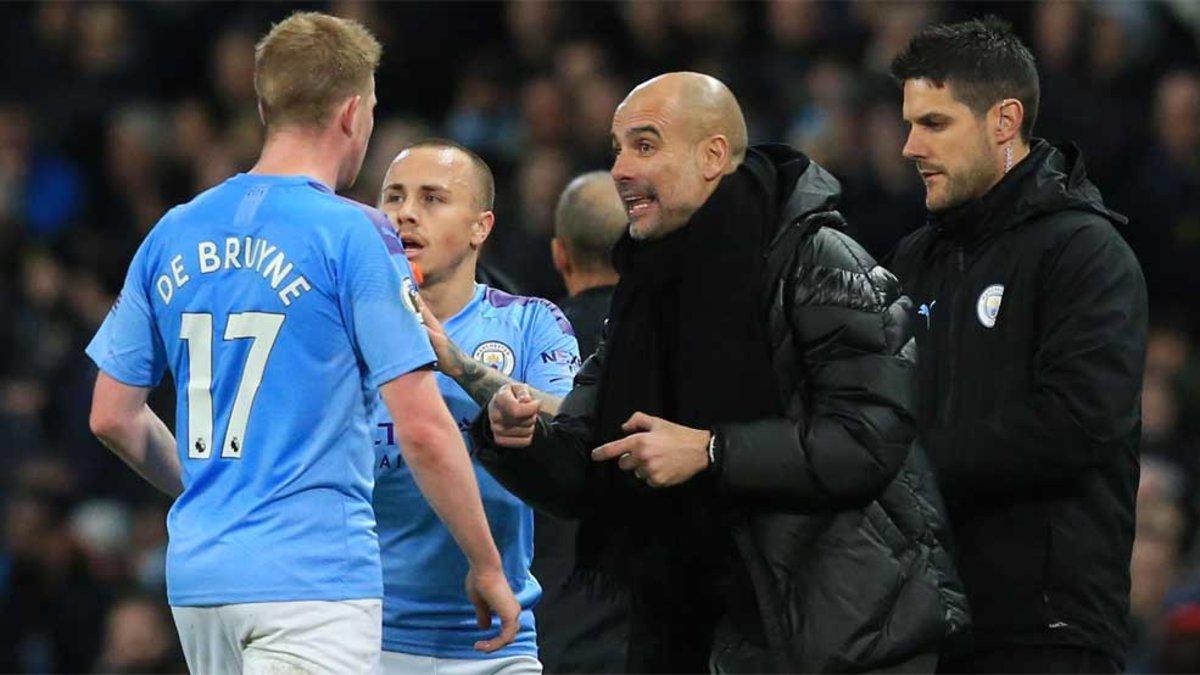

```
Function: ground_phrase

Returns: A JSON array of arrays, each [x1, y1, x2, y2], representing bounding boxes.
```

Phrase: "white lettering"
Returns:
[[224, 237, 242, 269], [156, 275, 173, 304], [170, 254, 190, 288], [255, 242, 278, 273], [278, 276, 312, 306], [262, 252, 293, 289], [243, 237, 254, 268], [198, 241, 220, 273]]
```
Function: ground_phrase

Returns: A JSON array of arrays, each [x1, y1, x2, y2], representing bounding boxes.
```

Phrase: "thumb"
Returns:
[[512, 383, 533, 403], [622, 411, 655, 433]]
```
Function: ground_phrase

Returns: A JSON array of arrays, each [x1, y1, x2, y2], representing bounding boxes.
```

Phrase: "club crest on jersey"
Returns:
[[400, 277, 424, 323], [473, 341, 515, 376], [976, 284, 1004, 328]]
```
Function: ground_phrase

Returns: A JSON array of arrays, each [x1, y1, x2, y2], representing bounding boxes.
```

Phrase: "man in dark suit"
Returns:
[[534, 171, 629, 673]]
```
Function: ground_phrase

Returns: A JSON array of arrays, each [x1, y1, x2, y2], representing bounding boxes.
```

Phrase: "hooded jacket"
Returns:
[[473, 145, 969, 672], [888, 140, 1147, 664]]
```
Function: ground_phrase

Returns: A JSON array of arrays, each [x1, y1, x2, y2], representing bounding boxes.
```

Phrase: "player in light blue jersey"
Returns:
[[86, 14, 517, 675], [373, 140, 581, 675]]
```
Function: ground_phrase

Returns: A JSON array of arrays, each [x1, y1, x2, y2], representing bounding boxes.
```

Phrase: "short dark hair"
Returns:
[[891, 17, 1040, 142], [403, 138, 495, 210]]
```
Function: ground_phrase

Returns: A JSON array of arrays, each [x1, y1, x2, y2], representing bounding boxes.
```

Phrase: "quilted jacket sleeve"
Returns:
[[715, 227, 919, 511]]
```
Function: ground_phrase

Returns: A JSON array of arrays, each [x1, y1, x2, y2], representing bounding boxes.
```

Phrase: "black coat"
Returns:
[[473, 148, 969, 672], [888, 140, 1147, 664]]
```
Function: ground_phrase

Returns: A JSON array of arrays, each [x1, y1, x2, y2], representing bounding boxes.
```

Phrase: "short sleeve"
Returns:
[[521, 300, 581, 397], [339, 210, 436, 389], [85, 238, 168, 387]]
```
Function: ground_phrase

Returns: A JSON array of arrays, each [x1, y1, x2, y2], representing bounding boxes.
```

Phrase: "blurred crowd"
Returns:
[[1, 1, 1199, 672]]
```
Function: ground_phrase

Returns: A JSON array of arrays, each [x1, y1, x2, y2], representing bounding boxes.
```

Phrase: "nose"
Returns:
[[611, 148, 634, 183], [902, 127, 924, 162], [394, 196, 418, 226]]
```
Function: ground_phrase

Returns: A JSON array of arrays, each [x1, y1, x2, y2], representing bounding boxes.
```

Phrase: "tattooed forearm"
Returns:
[[452, 349, 563, 415]]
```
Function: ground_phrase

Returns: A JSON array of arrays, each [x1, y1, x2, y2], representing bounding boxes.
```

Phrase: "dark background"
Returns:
[[1, 1, 1198, 672]]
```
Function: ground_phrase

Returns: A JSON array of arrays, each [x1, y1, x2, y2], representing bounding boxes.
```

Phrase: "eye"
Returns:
[[384, 194, 400, 203], [637, 141, 654, 155], [423, 193, 444, 204]]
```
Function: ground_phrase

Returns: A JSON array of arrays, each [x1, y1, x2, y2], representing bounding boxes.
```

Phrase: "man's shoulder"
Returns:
[[480, 287, 576, 339], [798, 224, 882, 275], [783, 224, 900, 313]]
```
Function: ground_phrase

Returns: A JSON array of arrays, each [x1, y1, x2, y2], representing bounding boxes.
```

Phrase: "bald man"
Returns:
[[550, 171, 626, 358], [472, 73, 967, 672], [534, 172, 629, 674]]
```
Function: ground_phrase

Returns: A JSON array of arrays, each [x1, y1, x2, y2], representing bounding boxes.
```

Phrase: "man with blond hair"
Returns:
[[86, 13, 518, 674]]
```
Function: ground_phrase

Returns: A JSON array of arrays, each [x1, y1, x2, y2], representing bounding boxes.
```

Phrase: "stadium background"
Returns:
[[1, 1, 1199, 672]]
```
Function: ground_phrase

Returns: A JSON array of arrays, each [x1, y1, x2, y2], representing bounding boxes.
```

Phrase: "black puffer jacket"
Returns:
[[474, 147, 969, 672]]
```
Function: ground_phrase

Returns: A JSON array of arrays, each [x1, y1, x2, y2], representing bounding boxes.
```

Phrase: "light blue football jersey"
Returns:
[[373, 285, 580, 659], [86, 173, 436, 606]]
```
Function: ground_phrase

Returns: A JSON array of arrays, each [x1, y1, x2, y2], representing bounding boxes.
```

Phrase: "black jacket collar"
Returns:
[[930, 139, 1126, 246]]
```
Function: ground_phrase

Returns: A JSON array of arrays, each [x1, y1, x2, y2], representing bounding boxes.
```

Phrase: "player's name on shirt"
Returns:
[[154, 236, 312, 307]]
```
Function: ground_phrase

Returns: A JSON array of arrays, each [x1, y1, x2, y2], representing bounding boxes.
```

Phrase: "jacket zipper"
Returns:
[[939, 247, 964, 426]]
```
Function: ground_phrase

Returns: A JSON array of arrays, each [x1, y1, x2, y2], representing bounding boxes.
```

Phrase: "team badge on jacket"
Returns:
[[976, 284, 1004, 328], [474, 341, 516, 375]]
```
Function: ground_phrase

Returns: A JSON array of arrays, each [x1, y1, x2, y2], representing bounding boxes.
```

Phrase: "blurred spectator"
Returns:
[[507, 0, 563, 70], [1119, 71, 1200, 316], [94, 595, 185, 673]]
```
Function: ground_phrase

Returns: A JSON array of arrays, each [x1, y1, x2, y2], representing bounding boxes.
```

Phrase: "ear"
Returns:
[[470, 211, 495, 249], [338, 94, 362, 137], [551, 237, 570, 275], [993, 98, 1024, 145], [701, 135, 731, 180]]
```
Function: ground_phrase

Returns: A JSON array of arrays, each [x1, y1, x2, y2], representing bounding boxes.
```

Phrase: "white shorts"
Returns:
[[171, 599, 381, 674], [379, 651, 542, 675]]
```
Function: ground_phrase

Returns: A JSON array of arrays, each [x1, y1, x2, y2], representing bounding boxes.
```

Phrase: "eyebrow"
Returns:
[[625, 125, 663, 140], [382, 182, 450, 193], [918, 112, 949, 121]]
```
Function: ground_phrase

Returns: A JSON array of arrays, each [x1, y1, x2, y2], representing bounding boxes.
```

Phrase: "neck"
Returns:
[[251, 128, 343, 190], [420, 261, 478, 321], [988, 139, 1032, 192], [565, 268, 618, 297]]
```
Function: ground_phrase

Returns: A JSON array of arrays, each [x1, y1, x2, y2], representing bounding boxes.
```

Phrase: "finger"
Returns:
[[617, 452, 640, 471], [418, 301, 440, 329], [496, 429, 535, 446], [621, 411, 656, 433], [475, 607, 520, 653], [494, 428, 535, 442], [473, 599, 492, 630], [496, 421, 537, 436], [591, 436, 636, 461], [503, 400, 541, 420]]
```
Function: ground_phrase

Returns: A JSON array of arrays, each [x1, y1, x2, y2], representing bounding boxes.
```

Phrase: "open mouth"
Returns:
[[399, 233, 426, 255], [621, 194, 656, 219]]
